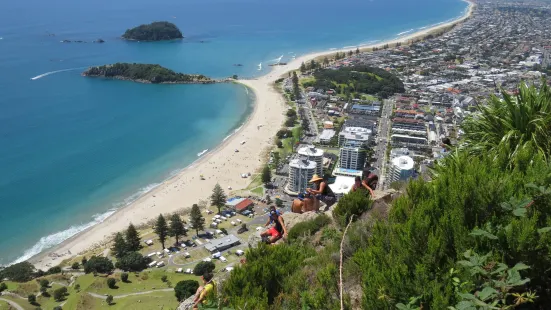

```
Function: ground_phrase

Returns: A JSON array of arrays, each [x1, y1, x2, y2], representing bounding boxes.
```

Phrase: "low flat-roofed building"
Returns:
[[319, 129, 336, 144], [329, 175, 356, 198], [204, 234, 241, 253]]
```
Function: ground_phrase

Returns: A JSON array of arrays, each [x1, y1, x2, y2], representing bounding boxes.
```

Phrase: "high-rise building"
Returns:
[[388, 155, 414, 183], [339, 141, 367, 170], [287, 158, 317, 193], [338, 126, 371, 147], [297, 145, 324, 176]]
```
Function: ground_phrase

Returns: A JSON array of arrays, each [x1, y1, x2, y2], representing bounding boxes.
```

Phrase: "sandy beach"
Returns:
[[30, 0, 474, 270]]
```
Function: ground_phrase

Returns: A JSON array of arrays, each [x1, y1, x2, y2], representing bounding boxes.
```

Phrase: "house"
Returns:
[[204, 234, 241, 253], [234, 198, 254, 212]]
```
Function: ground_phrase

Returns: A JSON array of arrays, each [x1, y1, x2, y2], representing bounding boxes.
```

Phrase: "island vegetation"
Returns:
[[301, 65, 405, 99], [82, 63, 214, 84], [122, 21, 183, 41]]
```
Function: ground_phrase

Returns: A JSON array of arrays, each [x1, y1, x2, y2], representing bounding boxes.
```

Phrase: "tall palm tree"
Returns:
[[461, 81, 551, 168]]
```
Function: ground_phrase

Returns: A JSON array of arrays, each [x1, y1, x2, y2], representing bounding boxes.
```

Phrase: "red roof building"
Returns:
[[235, 198, 254, 212]]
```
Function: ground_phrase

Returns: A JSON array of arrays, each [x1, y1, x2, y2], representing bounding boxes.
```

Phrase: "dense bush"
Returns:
[[121, 272, 129, 283], [27, 294, 36, 304], [303, 65, 405, 98], [47, 266, 62, 275], [287, 214, 331, 241], [0, 262, 35, 282], [193, 261, 215, 276], [122, 21, 183, 41], [53, 287, 67, 301], [0, 282, 7, 292], [39, 279, 49, 288], [71, 262, 80, 270], [333, 190, 373, 227], [84, 63, 212, 84], [107, 278, 117, 289], [106, 294, 114, 305], [174, 280, 199, 302], [84, 256, 114, 274], [115, 252, 150, 272]]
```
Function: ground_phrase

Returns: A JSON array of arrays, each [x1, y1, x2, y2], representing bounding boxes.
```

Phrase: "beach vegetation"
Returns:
[[190, 204, 206, 236], [0, 261, 35, 282], [111, 232, 128, 259], [302, 65, 404, 99], [47, 266, 62, 275], [115, 252, 150, 272], [261, 165, 271, 185], [276, 129, 292, 139], [154, 214, 169, 249], [168, 214, 186, 245], [84, 256, 114, 274], [82, 63, 212, 84], [193, 261, 215, 276], [174, 279, 199, 301], [210, 183, 227, 214], [125, 223, 142, 252], [122, 21, 183, 41]]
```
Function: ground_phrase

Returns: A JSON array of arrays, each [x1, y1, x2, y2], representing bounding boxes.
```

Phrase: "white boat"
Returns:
[[258, 63, 262, 70], [197, 149, 208, 157]]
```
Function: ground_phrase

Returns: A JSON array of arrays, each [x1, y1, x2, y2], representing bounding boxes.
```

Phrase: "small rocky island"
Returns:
[[82, 63, 214, 84], [122, 21, 183, 41]]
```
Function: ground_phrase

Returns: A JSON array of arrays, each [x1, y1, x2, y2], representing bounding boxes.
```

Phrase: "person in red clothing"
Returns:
[[260, 206, 288, 244]]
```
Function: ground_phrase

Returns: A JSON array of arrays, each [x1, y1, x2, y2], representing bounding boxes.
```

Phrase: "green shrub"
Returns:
[[174, 280, 199, 302], [115, 252, 149, 272], [288, 214, 331, 241], [28, 294, 37, 304], [53, 287, 67, 301], [107, 278, 116, 289], [71, 262, 80, 270], [84, 256, 114, 274], [0, 262, 35, 282], [120, 272, 129, 283], [0, 282, 7, 292], [193, 261, 215, 276], [332, 190, 372, 227]]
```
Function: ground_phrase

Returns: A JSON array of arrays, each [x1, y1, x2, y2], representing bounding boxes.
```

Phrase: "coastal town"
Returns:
[[2, 0, 551, 309]]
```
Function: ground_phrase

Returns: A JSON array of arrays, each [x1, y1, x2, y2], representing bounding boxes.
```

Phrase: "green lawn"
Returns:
[[251, 187, 264, 196], [299, 76, 316, 87], [83, 271, 196, 296], [106, 290, 180, 310]]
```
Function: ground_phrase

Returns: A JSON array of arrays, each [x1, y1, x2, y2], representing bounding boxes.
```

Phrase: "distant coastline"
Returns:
[[28, 0, 474, 270]]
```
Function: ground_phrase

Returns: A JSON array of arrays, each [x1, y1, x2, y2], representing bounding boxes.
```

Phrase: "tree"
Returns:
[[125, 223, 141, 252], [47, 266, 61, 274], [115, 252, 150, 272], [190, 204, 206, 236], [276, 139, 283, 148], [161, 275, 168, 282], [53, 307, 62, 310], [81, 256, 87, 266], [75, 284, 80, 292], [275, 198, 283, 208], [169, 214, 186, 244], [265, 195, 272, 205], [154, 214, 169, 249], [462, 82, 551, 168], [71, 262, 80, 270], [261, 165, 271, 185], [39, 279, 49, 288], [0, 262, 35, 282], [210, 184, 227, 214], [106, 294, 114, 305], [193, 261, 215, 276], [299, 62, 306, 72], [0, 282, 7, 292], [53, 287, 67, 301], [111, 232, 127, 259], [332, 190, 373, 227], [220, 228, 228, 235], [174, 280, 200, 302], [28, 294, 36, 305], [107, 278, 117, 289], [355, 47, 360, 54], [121, 272, 129, 283], [84, 256, 114, 274], [323, 57, 329, 67]]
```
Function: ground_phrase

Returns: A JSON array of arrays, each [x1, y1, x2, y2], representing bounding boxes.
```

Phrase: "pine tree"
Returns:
[[190, 204, 205, 236], [111, 232, 127, 259], [355, 47, 360, 54], [125, 223, 141, 252], [210, 183, 227, 214], [169, 214, 186, 244], [261, 165, 272, 185], [154, 214, 169, 249], [323, 56, 329, 67], [299, 62, 306, 72]]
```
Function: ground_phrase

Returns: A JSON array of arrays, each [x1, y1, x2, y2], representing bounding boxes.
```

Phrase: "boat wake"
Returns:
[[30, 67, 86, 80]]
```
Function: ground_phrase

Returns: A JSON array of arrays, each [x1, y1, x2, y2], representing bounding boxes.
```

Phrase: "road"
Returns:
[[372, 99, 394, 188], [0, 297, 24, 310], [87, 289, 173, 299]]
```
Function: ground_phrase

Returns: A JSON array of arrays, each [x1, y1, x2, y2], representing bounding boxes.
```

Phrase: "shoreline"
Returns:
[[28, 0, 474, 270]]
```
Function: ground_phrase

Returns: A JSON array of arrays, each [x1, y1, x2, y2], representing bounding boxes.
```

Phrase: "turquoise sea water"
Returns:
[[0, 0, 468, 265]]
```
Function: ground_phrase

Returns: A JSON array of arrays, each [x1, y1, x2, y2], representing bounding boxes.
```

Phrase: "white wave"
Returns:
[[418, 26, 428, 30], [343, 45, 356, 49], [30, 67, 86, 80], [223, 134, 233, 142], [397, 29, 415, 36], [112, 182, 161, 208], [9, 210, 115, 266], [329, 47, 337, 50]]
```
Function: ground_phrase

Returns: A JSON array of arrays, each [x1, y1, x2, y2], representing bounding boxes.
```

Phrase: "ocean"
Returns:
[[0, 0, 468, 266]]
